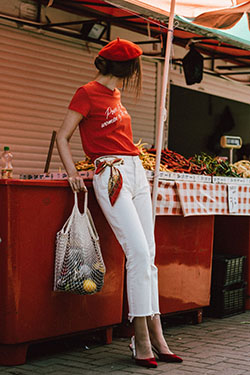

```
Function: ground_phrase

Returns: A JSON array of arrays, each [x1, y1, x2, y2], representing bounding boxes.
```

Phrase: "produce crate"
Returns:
[[211, 254, 246, 288], [209, 283, 246, 318]]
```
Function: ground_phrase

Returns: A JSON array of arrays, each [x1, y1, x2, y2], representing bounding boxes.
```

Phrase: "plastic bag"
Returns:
[[182, 45, 203, 85], [54, 192, 106, 295]]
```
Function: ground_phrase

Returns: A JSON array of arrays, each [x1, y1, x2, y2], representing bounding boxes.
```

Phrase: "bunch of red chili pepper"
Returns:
[[147, 148, 207, 175]]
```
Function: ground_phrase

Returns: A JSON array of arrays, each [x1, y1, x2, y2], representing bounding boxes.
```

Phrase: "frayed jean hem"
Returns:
[[128, 312, 161, 323]]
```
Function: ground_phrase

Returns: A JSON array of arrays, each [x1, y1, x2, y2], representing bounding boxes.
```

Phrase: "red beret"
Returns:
[[98, 37, 142, 61]]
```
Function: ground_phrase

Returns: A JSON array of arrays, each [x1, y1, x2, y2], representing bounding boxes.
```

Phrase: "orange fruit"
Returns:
[[83, 279, 97, 293]]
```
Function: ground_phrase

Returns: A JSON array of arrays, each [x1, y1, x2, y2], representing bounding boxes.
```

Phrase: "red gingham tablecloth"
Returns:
[[153, 181, 250, 216], [152, 181, 183, 216], [176, 182, 228, 216]]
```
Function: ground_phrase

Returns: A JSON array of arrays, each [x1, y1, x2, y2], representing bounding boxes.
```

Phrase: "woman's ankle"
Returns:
[[134, 336, 154, 359], [150, 336, 173, 354], [133, 317, 154, 358]]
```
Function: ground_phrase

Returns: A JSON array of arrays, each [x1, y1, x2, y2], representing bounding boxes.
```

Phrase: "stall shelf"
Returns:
[[0, 179, 125, 366]]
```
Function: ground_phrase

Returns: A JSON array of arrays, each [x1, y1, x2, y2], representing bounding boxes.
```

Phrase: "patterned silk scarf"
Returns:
[[95, 158, 124, 206]]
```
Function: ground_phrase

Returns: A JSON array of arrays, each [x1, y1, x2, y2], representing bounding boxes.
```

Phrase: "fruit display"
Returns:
[[74, 141, 245, 178], [139, 144, 243, 177], [146, 147, 206, 174], [136, 141, 169, 171], [232, 160, 250, 178], [75, 156, 95, 171], [192, 153, 242, 177]]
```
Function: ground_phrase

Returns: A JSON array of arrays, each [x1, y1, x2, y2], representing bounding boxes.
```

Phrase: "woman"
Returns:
[[56, 38, 182, 368]]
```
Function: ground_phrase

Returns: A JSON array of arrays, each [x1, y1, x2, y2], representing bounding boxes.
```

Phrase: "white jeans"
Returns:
[[93, 155, 160, 321]]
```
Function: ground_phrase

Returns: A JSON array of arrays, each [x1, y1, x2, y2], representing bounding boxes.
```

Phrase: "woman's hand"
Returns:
[[68, 171, 87, 193]]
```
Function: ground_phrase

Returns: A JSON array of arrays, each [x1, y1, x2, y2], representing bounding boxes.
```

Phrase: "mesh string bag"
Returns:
[[54, 192, 106, 295]]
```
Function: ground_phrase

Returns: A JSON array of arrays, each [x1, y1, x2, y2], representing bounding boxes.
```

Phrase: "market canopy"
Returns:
[[43, 0, 250, 63], [193, 1, 250, 30], [112, 0, 248, 18]]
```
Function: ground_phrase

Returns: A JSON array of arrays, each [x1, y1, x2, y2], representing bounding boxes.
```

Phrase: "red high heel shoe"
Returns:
[[129, 336, 158, 368], [152, 345, 183, 363]]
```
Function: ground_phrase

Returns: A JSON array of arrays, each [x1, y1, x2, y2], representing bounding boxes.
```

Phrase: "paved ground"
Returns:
[[1, 311, 250, 375]]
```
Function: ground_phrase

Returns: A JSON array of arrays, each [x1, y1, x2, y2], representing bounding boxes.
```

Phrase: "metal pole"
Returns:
[[152, 0, 176, 224], [164, 80, 171, 148], [229, 148, 233, 164]]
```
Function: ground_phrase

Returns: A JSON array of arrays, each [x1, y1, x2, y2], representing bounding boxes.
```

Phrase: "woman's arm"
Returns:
[[56, 109, 87, 192]]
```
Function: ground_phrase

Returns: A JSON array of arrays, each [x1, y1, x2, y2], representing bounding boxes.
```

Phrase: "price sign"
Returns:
[[220, 135, 242, 149], [228, 185, 238, 213]]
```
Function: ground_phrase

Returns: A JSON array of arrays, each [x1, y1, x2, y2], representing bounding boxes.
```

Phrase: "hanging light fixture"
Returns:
[[81, 22, 107, 41]]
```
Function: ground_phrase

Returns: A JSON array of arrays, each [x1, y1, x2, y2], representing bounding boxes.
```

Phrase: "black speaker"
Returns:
[[182, 45, 204, 85]]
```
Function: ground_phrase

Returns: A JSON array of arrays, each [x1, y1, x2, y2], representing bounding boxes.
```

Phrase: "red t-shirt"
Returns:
[[68, 81, 140, 161]]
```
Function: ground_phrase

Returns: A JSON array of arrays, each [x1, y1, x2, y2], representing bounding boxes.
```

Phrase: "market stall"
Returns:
[[2, 144, 250, 365], [1, 0, 250, 368]]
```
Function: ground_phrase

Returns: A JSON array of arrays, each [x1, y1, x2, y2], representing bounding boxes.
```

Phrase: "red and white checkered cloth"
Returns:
[[228, 184, 250, 216], [176, 182, 227, 216], [151, 181, 183, 215], [152, 181, 250, 216], [176, 182, 250, 217]]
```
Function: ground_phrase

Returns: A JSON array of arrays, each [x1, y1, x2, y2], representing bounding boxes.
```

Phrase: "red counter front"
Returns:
[[0, 180, 125, 365], [155, 215, 214, 315]]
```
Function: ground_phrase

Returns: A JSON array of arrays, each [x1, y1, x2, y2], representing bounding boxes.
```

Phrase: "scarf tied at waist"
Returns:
[[95, 158, 124, 206]]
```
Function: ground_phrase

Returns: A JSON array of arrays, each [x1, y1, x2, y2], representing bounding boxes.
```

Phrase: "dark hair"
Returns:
[[94, 55, 142, 97]]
